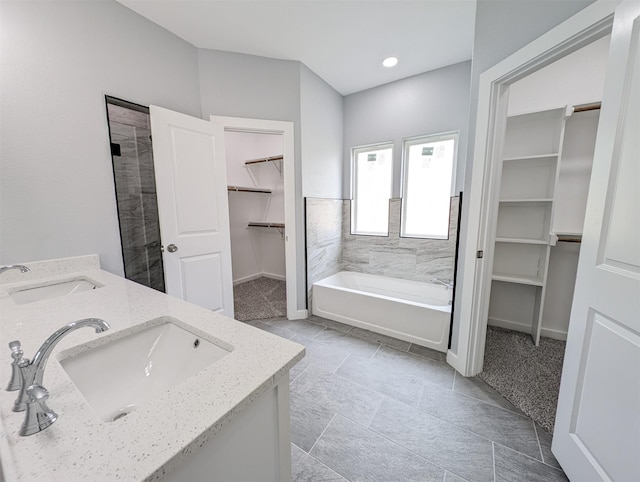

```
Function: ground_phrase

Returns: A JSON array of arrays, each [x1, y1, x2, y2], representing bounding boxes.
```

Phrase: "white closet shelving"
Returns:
[[489, 107, 568, 345], [488, 105, 599, 344]]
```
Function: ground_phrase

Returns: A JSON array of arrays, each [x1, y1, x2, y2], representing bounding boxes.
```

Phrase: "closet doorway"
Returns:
[[477, 32, 610, 434], [211, 116, 301, 322]]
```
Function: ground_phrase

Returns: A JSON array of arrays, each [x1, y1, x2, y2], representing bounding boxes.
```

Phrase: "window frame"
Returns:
[[400, 131, 458, 240], [350, 142, 394, 236]]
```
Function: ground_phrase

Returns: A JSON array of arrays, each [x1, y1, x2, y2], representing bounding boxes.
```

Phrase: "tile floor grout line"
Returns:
[[289, 363, 311, 385], [451, 387, 534, 419], [307, 413, 338, 455], [298, 357, 530, 456], [333, 412, 472, 481], [533, 421, 545, 463], [493, 441, 566, 473], [492, 442, 496, 482], [332, 352, 352, 374], [450, 387, 524, 417], [348, 371, 544, 461], [282, 319, 546, 467], [290, 441, 350, 481], [299, 367, 512, 463]]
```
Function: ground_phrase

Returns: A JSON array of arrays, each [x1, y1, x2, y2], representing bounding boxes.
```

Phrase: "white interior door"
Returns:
[[150, 106, 234, 317], [552, 1, 640, 480]]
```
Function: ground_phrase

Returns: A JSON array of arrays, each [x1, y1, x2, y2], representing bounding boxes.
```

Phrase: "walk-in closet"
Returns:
[[224, 131, 287, 321], [478, 34, 610, 433]]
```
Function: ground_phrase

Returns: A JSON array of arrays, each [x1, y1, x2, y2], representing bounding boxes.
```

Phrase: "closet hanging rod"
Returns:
[[247, 222, 285, 229], [557, 234, 582, 243], [227, 186, 272, 194], [573, 102, 601, 113], [244, 155, 284, 165]]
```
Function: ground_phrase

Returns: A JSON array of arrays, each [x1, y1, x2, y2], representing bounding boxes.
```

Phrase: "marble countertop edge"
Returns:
[[0, 255, 305, 481]]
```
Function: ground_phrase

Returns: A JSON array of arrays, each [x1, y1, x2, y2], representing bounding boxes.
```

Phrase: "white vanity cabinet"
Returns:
[[488, 106, 598, 344]]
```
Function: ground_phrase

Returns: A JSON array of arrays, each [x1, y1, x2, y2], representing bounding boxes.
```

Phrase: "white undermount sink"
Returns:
[[59, 318, 232, 422], [9, 278, 100, 304]]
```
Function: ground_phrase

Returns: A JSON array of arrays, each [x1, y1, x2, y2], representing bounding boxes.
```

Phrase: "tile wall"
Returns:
[[305, 198, 344, 304], [305, 196, 460, 301], [343, 197, 459, 283], [108, 103, 165, 292]]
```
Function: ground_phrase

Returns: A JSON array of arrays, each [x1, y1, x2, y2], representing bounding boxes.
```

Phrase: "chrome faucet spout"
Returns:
[[12, 318, 110, 412], [0, 265, 30, 275]]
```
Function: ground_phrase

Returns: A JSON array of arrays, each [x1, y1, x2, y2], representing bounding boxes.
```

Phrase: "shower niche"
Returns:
[[106, 96, 165, 292]]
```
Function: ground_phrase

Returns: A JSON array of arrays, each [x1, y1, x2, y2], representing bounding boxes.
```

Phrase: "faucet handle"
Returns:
[[19, 384, 58, 436], [9, 340, 23, 358], [6, 341, 26, 391]]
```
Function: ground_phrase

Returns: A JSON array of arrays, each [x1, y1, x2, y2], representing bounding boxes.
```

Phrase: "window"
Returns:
[[401, 133, 457, 239], [351, 143, 393, 235]]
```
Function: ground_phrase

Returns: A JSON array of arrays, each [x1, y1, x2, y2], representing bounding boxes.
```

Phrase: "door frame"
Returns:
[[452, 1, 616, 377], [210, 115, 307, 320]]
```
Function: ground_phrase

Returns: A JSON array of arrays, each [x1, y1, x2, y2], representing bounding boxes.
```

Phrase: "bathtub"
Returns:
[[312, 271, 452, 353]]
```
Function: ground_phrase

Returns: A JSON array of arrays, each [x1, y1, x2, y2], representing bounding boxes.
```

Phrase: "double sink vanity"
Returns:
[[0, 255, 304, 481]]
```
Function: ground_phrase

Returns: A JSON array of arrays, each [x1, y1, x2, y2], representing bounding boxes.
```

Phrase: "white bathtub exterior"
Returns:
[[312, 271, 452, 352]]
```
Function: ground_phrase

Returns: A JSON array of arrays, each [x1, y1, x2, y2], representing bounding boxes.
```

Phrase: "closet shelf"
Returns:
[[503, 153, 559, 162], [227, 186, 272, 194], [244, 155, 283, 176], [495, 237, 548, 245], [247, 222, 285, 229], [492, 273, 544, 287], [499, 198, 553, 204], [556, 234, 582, 243], [244, 155, 283, 165]]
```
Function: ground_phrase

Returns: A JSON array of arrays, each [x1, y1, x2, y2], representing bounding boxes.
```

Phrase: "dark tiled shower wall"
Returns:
[[305, 197, 460, 301], [108, 104, 165, 292]]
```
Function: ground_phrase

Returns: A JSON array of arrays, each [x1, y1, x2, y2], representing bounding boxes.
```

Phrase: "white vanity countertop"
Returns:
[[0, 256, 305, 481]]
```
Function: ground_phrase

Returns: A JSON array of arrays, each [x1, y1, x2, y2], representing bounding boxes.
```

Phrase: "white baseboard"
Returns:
[[288, 309, 308, 320], [488, 317, 567, 341], [233, 272, 286, 285], [446, 350, 469, 376]]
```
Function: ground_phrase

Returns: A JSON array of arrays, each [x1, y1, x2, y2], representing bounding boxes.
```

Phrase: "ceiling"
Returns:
[[116, 0, 477, 96]]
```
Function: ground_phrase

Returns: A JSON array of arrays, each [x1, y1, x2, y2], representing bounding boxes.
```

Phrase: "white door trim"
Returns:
[[454, 0, 616, 377], [209, 115, 307, 320]]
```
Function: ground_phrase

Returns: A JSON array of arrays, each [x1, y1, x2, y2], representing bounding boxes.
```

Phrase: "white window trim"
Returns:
[[351, 142, 394, 236], [400, 131, 459, 239]]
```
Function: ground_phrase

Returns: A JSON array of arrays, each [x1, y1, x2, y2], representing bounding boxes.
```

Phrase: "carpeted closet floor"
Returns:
[[233, 277, 287, 321], [478, 326, 566, 433]]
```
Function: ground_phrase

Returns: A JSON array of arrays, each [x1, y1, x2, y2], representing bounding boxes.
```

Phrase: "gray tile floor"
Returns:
[[245, 315, 568, 482]]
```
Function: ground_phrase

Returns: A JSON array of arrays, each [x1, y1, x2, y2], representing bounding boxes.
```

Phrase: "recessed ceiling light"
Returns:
[[382, 57, 398, 68]]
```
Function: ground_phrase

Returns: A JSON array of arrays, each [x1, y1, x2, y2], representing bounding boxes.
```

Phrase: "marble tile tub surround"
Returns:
[[305, 196, 459, 299], [245, 315, 566, 482], [343, 196, 460, 283], [0, 256, 304, 481], [305, 198, 344, 301]]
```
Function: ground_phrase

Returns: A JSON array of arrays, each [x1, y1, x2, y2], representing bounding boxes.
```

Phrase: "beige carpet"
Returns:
[[478, 326, 566, 433]]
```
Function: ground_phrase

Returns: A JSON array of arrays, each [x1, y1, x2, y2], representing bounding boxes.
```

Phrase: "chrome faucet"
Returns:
[[0, 265, 30, 276], [9, 318, 110, 416], [432, 277, 454, 290]]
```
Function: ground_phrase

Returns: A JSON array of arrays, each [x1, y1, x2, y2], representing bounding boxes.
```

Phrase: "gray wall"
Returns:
[[0, 1, 201, 275], [300, 65, 344, 199], [198, 48, 306, 309], [451, 0, 596, 354], [343, 61, 472, 198]]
